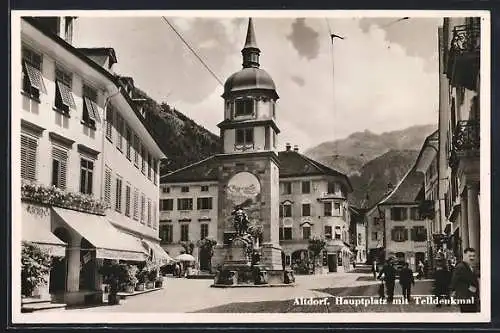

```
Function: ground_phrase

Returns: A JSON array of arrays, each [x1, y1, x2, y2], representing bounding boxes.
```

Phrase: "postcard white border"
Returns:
[[10, 9, 491, 324]]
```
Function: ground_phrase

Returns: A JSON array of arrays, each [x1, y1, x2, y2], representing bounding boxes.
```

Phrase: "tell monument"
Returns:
[[211, 18, 294, 287]]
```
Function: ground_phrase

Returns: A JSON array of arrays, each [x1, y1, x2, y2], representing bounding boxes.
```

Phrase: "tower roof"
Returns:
[[223, 18, 278, 99], [243, 17, 258, 49]]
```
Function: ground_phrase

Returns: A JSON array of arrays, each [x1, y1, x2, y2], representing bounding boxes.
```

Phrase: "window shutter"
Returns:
[[402, 208, 408, 221], [125, 185, 131, 217], [197, 198, 201, 210], [403, 228, 409, 241], [411, 227, 416, 241], [52, 147, 68, 190], [21, 134, 37, 181], [133, 188, 139, 220], [104, 169, 112, 205]]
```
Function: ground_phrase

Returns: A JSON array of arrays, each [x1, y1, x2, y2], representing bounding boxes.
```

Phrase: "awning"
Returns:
[[52, 207, 147, 262], [142, 239, 174, 265], [22, 216, 66, 257]]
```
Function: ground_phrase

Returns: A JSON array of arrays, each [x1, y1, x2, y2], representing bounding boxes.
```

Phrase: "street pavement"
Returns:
[[64, 266, 458, 313]]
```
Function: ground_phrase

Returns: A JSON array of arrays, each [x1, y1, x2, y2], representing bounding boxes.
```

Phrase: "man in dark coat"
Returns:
[[378, 258, 397, 303], [399, 262, 415, 302], [433, 261, 452, 307], [451, 247, 479, 312]]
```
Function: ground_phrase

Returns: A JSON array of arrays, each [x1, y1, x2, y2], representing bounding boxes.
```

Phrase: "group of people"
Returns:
[[373, 247, 479, 313]]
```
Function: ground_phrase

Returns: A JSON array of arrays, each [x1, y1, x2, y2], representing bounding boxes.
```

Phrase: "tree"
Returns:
[[21, 242, 53, 297], [180, 241, 195, 255], [308, 236, 327, 274]]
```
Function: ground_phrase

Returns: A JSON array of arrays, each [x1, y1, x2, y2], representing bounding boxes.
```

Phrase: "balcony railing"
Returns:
[[447, 22, 481, 90], [450, 24, 481, 56], [449, 120, 480, 167]]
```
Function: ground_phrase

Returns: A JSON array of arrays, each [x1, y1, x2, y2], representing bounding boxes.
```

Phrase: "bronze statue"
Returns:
[[232, 207, 249, 236]]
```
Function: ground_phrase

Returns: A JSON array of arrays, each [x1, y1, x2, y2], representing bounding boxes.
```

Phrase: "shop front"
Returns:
[[51, 207, 148, 305]]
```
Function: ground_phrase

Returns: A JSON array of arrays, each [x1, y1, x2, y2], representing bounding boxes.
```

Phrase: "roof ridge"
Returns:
[[377, 166, 415, 206], [160, 155, 216, 179]]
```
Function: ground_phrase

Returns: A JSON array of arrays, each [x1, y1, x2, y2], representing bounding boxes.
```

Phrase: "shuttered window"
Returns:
[[391, 227, 408, 242], [133, 188, 139, 220], [125, 184, 131, 217], [82, 85, 100, 127], [21, 134, 38, 181], [133, 135, 140, 167], [152, 202, 157, 230], [51, 147, 68, 190], [105, 106, 113, 141], [141, 145, 146, 174], [147, 198, 152, 227], [180, 224, 189, 242], [126, 127, 132, 160], [79, 158, 94, 195], [147, 152, 152, 180], [200, 224, 209, 239], [104, 167, 112, 206], [22, 47, 45, 98], [140, 193, 145, 224], [115, 177, 122, 212], [54, 67, 75, 112], [116, 114, 124, 152]]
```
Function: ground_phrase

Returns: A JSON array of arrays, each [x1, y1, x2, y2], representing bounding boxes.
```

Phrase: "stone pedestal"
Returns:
[[260, 243, 283, 270]]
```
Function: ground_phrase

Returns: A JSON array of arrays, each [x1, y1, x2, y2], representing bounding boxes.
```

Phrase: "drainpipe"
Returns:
[[100, 86, 122, 201]]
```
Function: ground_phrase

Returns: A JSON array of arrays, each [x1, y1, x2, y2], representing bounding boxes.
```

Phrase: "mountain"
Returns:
[[304, 125, 436, 209], [348, 149, 420, 208], [305, 124, 436, 175], [134, 88, 221, 174]]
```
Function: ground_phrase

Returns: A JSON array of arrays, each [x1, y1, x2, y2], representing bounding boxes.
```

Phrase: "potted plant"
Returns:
[[21, 242, 52, 298], [99, 261, 127, 305], [135, 268, 147, 291], [123, 265, 138, 293], [155, 275, 164, 288]]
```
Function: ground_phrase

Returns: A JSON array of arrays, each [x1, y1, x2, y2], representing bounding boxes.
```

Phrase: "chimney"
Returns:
[[293, 145, 299, 152], [285, 143, 291, 151]]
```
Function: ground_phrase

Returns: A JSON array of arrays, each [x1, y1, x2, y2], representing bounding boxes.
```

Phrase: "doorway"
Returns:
[[199, 247, 211, 272], [328, 253, 338, 272], [50, 227, 70, 293]]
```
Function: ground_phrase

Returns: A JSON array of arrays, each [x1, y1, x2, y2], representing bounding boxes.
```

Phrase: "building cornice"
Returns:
[[217, 119, 280, 134]]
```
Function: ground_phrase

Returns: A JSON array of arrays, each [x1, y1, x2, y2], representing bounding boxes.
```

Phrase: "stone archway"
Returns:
[[50, 227, 70, 293]]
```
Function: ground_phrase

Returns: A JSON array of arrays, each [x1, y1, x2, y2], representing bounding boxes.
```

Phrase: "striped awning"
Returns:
[[142, 239, 174, 265], [22, 217, 66, 257], [52, 207, 147, 262], [56, 81, 76, 109], [84, 97, 101, 123], [23, 62, 47, 94]]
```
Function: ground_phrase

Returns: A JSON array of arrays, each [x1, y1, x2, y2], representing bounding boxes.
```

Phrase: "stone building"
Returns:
[[18, 16, 167, 306], [439, 17, 481, 262], [160, 18, 353, 275]]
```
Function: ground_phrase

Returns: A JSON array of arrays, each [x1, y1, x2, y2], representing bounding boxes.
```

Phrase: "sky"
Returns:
[[73, 15, 442, 151]]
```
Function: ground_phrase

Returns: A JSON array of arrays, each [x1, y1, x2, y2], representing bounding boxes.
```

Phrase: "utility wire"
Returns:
[[325, 18, 337, 156], [161, 16, 224, 86]]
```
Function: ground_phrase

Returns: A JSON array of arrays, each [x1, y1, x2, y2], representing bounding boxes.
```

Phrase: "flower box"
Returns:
[[21, 180, 108, 215]]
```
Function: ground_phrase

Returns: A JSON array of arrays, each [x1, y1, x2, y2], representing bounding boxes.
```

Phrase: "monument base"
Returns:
[[211, 241, 295, 288]]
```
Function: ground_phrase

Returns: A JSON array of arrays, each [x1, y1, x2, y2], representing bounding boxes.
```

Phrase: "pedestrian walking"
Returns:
[[372, 260, 378, 280], [433, 262, 451, 307], [378, 258, 397, 303], [416, 260, 424, 280], [451, 247, 480, 313], [399, 262, 415, 302]]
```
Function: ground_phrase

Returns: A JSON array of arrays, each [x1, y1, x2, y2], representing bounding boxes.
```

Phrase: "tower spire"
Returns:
[[242, 18, 260, 68]]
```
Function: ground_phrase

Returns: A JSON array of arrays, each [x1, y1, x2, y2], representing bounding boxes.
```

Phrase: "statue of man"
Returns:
[[232, 207, 249, 236]]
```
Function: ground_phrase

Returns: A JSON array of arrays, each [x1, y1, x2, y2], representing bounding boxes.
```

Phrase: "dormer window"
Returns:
[[234, 98, 254, 117], [54, 66, 75, 114]]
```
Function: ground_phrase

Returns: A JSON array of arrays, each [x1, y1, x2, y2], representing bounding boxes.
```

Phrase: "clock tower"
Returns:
[[214, 18, 283, 276]]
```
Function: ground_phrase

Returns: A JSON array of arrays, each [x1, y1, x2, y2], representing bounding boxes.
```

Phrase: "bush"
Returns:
[[21, 242, 52, 297]]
